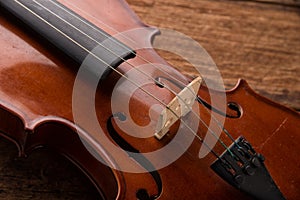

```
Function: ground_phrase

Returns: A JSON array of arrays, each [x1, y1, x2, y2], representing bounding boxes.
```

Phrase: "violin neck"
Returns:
[[1, 0, 135, 78]]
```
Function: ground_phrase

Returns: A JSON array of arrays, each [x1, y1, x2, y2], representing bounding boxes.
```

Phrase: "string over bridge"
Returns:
[[155, 76, 202, 140]]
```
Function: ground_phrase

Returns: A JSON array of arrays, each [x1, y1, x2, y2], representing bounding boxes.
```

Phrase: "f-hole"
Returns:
[[106, 115, 162, 200]]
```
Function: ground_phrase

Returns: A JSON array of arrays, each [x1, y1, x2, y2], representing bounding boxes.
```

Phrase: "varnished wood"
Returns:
[[0, 0, 299, 199]]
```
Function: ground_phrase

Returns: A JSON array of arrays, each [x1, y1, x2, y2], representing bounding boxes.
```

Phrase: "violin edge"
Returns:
[[225, 78, 299, 116]]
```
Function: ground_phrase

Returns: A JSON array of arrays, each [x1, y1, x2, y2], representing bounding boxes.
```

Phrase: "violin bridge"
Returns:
[[154, 76, 202, 140]]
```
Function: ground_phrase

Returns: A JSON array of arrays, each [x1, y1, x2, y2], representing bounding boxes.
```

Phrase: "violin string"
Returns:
[[37, 0, 232, 154], [48, 0, 234, 152], [53, 0, 238, 147], [21, 0, 229, 158], [15, 0, 222, 158], [14, 1, 164, 106]]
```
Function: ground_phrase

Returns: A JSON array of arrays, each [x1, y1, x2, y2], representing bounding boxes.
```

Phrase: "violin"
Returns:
[[0, 0, 299, 199]]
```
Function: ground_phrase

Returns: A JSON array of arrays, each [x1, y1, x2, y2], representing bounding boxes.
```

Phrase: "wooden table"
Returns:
[[0, 0, 299, 199]]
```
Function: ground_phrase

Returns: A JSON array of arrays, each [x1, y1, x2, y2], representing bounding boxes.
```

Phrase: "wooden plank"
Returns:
[[0, 138, 99, 199], [236, 0, 300, 7], [0, 0, 299, 199], [227, 0, 300, 7]]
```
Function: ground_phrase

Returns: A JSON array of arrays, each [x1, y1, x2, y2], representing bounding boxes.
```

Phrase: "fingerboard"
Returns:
[[0, 0, 135, 79]]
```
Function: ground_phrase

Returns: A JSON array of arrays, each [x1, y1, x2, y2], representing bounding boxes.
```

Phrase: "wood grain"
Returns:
[[0, 0, 299, 199]]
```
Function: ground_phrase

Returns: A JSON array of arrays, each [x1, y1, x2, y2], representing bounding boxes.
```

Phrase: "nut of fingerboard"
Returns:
[[154, 76, 202, 140]]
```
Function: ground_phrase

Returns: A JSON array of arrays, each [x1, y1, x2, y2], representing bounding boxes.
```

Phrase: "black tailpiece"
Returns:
[[211, 136, 285, 200]]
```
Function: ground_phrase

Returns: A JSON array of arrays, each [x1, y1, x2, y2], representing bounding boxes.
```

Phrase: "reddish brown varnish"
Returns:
[[0, 0, 299, 199]]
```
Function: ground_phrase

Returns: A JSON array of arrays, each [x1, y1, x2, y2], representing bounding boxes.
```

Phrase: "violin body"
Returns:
[[0, 0, 299, 199]]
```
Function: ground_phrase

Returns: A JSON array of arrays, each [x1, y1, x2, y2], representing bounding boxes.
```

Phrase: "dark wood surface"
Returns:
[[0, 0, 299, 199]]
